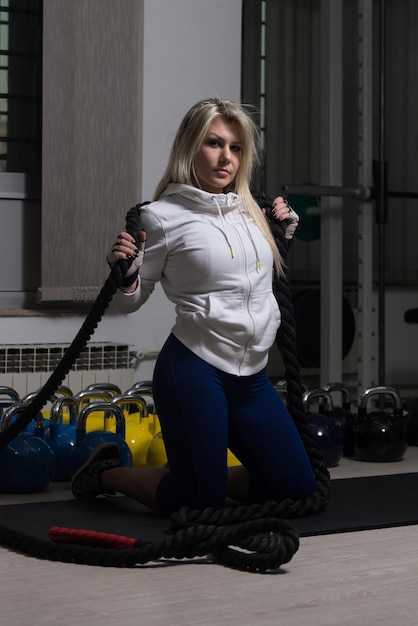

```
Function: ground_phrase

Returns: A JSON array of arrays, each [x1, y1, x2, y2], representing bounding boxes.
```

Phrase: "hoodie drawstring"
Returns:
[[212, 195, 235, 260], [236, 200, 262, 273], [212, 194, 262, 272]]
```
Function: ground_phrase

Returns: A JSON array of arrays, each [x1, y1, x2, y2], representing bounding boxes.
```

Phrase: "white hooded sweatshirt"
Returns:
[[114, 183, 281, 376]]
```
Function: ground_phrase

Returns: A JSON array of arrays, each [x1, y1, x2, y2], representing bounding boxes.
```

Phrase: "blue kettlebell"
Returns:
[[3, 401, 47, 439], [303, 389, 344, 467], [354, 386, 408, 462], [49, 396, 77, 481], [0, 403, 56, 493], [22, 386, 74, 440], [22, 390, 55, 441], [68, 402, 133, 476]]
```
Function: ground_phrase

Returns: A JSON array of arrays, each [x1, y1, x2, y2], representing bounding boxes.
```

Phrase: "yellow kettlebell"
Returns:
[[74, 389, 114, 432], [146, 431, 168, 467], [145, 435, 239, 467], [111, 394, 153, 467], [127, 383, 166, 466], [227, 449, 241, 466], [127, 383, 160, 435]]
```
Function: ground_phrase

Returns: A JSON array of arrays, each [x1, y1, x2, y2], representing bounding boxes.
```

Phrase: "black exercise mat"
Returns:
[[293, 472, 418, 536], [1, 473, 417, 543]]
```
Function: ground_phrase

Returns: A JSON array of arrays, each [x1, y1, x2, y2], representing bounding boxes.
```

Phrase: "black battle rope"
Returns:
[[0, 203, 143, 449], [265, 197, 331, 511], [0, 198, 330, 573]]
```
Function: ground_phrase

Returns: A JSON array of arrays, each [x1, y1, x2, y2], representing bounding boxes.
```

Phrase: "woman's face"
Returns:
[[194, 117, 243, 193]]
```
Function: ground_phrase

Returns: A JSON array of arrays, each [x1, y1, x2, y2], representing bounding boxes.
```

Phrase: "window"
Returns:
[[0, 0, 42, 174]]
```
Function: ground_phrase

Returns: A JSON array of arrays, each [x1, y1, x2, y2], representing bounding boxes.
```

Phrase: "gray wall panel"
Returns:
[[40, 0, 144, 302]]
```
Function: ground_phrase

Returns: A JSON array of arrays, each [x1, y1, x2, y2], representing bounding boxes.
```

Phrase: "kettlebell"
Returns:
[[21, 386, 73, 430], [227, 449, 241, 467], [111, 394, 153, 467], [74, 389, 114, 433], [129, 383, 166, 467], [22, 390, 54, 440], [303, 389, 344, 467], [130, 380, 153, 390], [146, 431, 168, 467], [274, 379, 309, 403], [274, 379, 289, 404], [354, 386, 408, 462], [53, 385, 73, 398], [127, 383, 160, 435], [85, 382, 122, 396], [3, 400, 47, 439], [0, 403, 56, 493], [68, 401, 133, 476], [0, 386, 20, 417], [49, 396, 77, 481], [322, 382, 355, 457]]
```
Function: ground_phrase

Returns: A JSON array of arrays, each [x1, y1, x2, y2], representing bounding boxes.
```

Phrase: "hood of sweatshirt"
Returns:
[[160, 183, 239, 212], [160, 183, 261, 270]]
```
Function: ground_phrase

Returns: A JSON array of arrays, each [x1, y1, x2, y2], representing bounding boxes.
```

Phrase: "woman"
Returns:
[[71, 98, 315, 514]]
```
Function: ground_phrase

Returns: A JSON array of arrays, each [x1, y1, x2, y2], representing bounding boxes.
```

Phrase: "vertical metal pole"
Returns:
[[357, 0, 377, 393], [319, 0, 343, 386], [376, 0, 387, 385]]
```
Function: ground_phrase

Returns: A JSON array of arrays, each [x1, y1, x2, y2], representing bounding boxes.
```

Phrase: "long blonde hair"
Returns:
[[153, 98, 284, 275]]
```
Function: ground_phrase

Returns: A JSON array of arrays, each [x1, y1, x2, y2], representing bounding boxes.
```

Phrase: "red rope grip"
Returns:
[[49, 526, 138, 550]]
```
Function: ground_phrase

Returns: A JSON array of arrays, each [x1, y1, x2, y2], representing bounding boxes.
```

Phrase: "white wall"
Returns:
[[129, 0, 243, 377], [141, 0, 242, 199], [0, 0, 243, 386]]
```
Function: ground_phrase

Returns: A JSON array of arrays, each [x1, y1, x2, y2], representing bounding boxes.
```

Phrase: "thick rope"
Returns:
[[0, 198, 330, 572], [0, 511, 299, 572], [0, 204, 141, 448], [266, 200, 331, 509]]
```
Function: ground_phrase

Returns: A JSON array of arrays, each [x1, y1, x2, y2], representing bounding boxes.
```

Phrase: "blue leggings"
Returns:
[[153, 334, 316, 513]]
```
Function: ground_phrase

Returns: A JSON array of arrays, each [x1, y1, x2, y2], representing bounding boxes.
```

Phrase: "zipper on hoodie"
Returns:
[[211, 193, 262, 375], [229, 219, 256, 376]]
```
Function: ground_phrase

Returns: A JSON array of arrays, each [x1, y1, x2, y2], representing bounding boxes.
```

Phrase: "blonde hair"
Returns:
[[153, 98, 284, 274]]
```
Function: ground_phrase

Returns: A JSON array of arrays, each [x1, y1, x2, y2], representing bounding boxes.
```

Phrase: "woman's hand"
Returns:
[[271, 196, 300, 240], [107, 229, 146, 292]]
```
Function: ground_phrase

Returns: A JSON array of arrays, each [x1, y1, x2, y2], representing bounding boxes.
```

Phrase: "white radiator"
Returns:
[[0, 342, 137, 399]]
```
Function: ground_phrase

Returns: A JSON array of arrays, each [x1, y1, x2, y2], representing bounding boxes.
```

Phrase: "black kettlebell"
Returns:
[[322, 382, 355, 457], [303, 389, 344, 467], [354, 386, 408, 462]]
